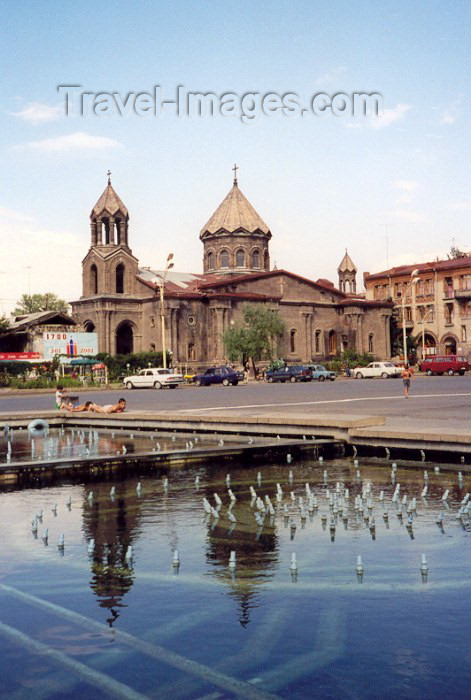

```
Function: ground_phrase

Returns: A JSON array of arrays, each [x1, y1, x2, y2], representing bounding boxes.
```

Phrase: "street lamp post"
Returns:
[[420, 307, 434, 360], [153, 254, 174, 369], [401, 269, 420, 364]]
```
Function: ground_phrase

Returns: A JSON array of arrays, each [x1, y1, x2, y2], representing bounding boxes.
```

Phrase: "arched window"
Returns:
[[103, 218, 110, 245], [188, 342, 195, 360], [264, 251, 269, 271], [252, 249, 260, 268], [368, 333, 374, 353], [116, 263, 125, 293], [236, 249, 245, 267], [207, 252, 215, 270], [220, 249, 230, 268], [315, 329, 321, 354], [90, 264, 98, 294], [328, 330, 337, 355], [290, 329, 296, 353], [84, 321, 95, 333]]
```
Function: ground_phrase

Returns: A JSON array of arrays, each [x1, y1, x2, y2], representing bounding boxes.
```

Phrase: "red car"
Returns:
[[419, 355, 470, 376]]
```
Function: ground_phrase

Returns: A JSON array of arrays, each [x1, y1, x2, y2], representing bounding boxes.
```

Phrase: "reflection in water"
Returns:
[[82, 488, 140, 625]]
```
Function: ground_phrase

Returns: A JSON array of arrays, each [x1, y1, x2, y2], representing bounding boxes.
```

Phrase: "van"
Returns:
[[419, 355, 470, 376]]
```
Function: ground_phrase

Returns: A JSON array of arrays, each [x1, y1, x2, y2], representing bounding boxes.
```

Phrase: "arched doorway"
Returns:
[[420, 332, 437, 358], [116, 322, 134, 355], [84, 321, 95, 332], [443, 336, 457, 355]]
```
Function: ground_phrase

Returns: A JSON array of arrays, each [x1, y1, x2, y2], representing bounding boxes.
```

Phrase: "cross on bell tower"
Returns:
[[232, 163, 238, 186]]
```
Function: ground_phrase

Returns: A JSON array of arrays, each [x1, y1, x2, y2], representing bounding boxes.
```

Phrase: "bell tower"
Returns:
[[338, 249, 357, 294], [82, 173, 139, 297]]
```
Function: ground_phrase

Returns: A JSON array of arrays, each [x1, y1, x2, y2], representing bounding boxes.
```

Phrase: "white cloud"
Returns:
[[440, 111, 456, 125], [390, 208, 425, 223], [10, 102, 63, 125], [439, 95, 462, 126], [0, 208, 82, 314], [315, 65, 347, 86], [369, 103, 411, 129], [14, 131, 123, 153], [393, 180, 419, 194]]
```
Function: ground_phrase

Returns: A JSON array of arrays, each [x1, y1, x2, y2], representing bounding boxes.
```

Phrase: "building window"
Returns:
[[328, 330, 337, 355], [461, 325, 467, 342], [116, 263, 125, 293], [220, 249, 230, 268], [368, 334, 374, 353], [290, 329, 296, 353], [236, 249, 245, 267], [188, 315, 196, 326], [150, 343, 156, 351], [207, 252, 215, 270], [264, 251, 269, 270], [404, 306, 412, 322], [188, 342, 195, 360], [252, 249, 260, 268], [90, 264, 98, 294], [84, 321, 95, 332], [445, 304, 454, 325], [315, 329, 321, 354]]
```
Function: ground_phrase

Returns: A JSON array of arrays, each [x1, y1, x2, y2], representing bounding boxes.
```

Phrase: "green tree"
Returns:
[[223, 305, 285, 373], [13, 293, 69, 315], [447, 244, 467, 259], [0, 314, 10, 331]]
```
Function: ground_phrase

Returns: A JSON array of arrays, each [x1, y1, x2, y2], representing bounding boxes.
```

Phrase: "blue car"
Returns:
[[266, 365, 312, 383], [194, 366, 241, 386], [307, 364, 337, 381]]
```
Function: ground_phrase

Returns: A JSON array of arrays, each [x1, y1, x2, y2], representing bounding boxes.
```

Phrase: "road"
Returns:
[[1, 375, 471, 431]]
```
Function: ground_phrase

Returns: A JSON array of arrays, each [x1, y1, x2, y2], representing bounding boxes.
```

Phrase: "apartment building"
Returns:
[[364, 257, 471, 358]]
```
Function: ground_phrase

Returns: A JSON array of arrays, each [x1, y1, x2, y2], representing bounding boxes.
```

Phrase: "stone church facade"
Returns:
[[71, 173, 393, 366]]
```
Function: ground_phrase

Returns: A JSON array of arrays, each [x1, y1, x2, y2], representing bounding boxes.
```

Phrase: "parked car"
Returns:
[[266, 365, 312, 383], [419, 355, 470, 376], [306, 364, 337, 381], [123, 367, 183, 389], [193, 366, 241, 386], [353, 361, 401, 379]]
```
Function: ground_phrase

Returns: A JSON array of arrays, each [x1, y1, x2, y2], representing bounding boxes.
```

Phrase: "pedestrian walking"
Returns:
[[401, 364, 414, 398]]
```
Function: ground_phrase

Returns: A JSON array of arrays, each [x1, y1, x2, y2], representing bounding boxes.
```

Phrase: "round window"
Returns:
[[188, 315, 196, 326]]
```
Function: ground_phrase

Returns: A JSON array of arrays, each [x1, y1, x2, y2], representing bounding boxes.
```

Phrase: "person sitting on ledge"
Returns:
[[91, 398, 126, 414]]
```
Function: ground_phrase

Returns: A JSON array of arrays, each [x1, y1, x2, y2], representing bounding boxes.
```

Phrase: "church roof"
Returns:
[[91, 177, 128, 219], [338, 250, 357, 272], [200, 180, 271, 238]]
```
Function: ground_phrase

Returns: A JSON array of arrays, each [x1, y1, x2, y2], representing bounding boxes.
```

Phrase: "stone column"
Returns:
[[108, 218, 115, 245], [90, 221, 97, 246], [119, 221, 126, 246], [96, 219, 103, 245]]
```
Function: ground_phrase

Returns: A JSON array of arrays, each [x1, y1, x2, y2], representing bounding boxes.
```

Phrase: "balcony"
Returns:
[[443, 289, 455, 300], [455, 289, 471, 300]]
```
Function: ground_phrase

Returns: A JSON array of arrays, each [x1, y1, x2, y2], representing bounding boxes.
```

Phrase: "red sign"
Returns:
[[0, 352, 42, 360]]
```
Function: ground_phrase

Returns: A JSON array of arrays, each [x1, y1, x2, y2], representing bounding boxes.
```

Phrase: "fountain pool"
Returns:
[[0, 456, 470, 698]]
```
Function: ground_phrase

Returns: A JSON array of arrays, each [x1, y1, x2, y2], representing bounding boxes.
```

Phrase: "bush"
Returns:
[[96, 351, 173, 381], [325, 350, 374, 373]]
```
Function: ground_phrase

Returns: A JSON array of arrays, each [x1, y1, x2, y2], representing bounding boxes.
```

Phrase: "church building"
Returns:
[[71, 171, 393, 366]]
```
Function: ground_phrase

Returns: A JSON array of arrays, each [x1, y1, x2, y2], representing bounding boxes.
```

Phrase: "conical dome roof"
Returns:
[[200, 181, 270, 239], [338, 249, 357, 272], [91, 177, 128, 219]]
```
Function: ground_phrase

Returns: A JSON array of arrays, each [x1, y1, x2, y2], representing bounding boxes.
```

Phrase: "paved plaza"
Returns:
[[1, 375, 470, 435]]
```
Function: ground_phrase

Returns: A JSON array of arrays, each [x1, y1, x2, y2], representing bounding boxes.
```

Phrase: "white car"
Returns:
[[353, 362, 401, 379], [123, 367, 184, 389]]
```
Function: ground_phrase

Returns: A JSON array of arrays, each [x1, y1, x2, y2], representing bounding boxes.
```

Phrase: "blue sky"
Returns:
[[1, 0, 470, 313]]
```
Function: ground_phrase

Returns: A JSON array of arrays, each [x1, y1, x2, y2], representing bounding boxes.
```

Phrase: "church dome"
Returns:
[[200, 169, 271, 275], [91, 174, 128, 219]]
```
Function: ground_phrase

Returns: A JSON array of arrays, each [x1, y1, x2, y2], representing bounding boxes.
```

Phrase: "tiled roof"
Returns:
[[365, 255, 471, 281], [338, 250, 357, 272], [91, 181, 128, 218], [199, 182, 271, 238]]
